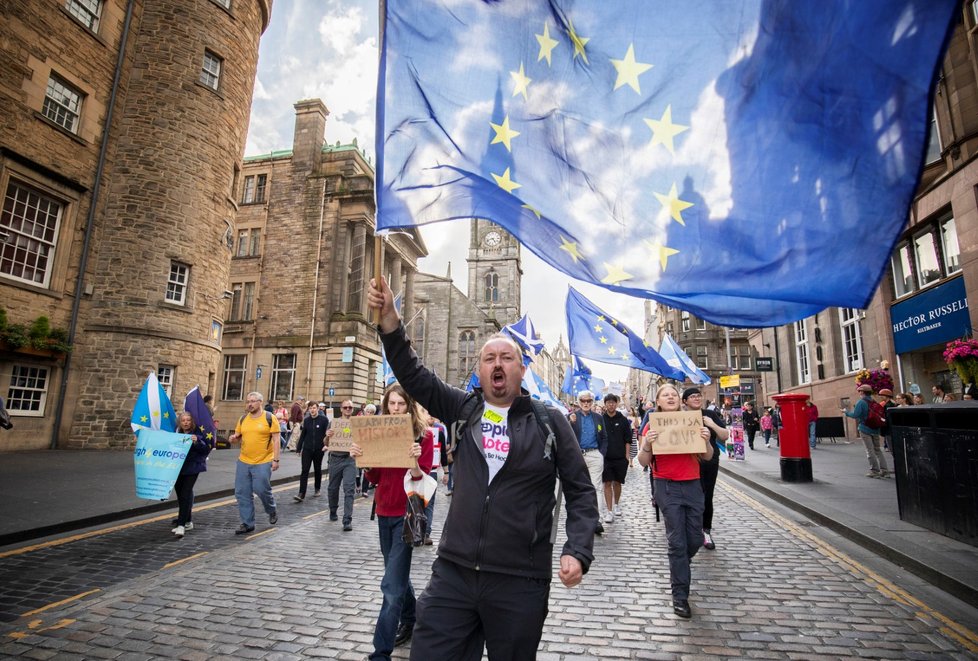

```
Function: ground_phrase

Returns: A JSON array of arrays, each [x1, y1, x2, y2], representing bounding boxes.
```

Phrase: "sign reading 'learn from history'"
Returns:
[[351, 414, 416, 468], [646, 411, 706, 455]]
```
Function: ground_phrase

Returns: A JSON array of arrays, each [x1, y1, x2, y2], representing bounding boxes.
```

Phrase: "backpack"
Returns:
[[238, 411, 277, 450], [864, 400, 885, 430]]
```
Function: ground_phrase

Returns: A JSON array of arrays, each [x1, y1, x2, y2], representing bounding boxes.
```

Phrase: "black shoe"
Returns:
[[234, 524, 255, 535], [269, 511, 278, 525], [394, 624, 414, 647], [342, 523, 353, 532], [423, 537, 433, 546], [673, 599, 692, 618], [329, 513, 338, 522], [595, 523, 604, 536], [293, 494, 304, 502]]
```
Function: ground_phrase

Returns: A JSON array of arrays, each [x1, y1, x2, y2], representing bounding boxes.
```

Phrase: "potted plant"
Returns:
[[854, 365, 894, 393]]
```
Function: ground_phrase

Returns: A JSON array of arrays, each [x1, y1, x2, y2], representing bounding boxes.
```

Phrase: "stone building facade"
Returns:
[[751, 10, 978, 432], [0, 0, 270, 450], [215, 100, 427, 424]]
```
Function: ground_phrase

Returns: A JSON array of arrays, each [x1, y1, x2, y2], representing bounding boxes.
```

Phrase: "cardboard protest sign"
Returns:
[[646, 410, 706, 455], [329, 420, 355, 453], [351, 414, 416, 468]]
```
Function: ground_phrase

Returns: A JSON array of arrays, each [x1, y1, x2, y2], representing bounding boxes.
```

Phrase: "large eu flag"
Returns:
[[376, 1, 956, 327]]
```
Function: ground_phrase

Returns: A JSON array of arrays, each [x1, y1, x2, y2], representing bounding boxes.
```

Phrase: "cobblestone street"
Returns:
[[1, 471, 976, 660]]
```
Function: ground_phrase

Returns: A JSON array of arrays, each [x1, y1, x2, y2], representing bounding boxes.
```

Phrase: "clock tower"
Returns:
[[467, 218, 522, 324]]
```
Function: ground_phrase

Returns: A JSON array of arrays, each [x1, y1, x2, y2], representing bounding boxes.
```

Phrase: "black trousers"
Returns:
[[410, 558, 550, 661], [299, 449, 325, 496], [174, 473, 199, 525], [746, 428, 757, 449], [699, 449, 720, 531]]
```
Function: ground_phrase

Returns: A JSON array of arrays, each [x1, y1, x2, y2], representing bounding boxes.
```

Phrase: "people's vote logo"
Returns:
[[482, 409, 509, 453]]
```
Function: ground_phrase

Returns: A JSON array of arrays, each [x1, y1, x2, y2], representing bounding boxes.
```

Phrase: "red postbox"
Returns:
[[772, 393, 813, 482]]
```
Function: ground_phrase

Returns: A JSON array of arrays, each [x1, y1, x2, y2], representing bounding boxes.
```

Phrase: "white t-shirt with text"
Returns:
[[481, 403, 511, 483]]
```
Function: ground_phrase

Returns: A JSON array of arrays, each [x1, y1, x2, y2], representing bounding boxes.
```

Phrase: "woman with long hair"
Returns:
[[351, 383, 433, 661], [172, 411, 214, 538], [637, 383, 713, 619]]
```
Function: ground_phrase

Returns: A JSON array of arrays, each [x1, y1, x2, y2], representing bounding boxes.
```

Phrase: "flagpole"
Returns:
[[372, 0, 386, 327]]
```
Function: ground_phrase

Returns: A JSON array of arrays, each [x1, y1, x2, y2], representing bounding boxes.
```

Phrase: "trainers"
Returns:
[[866, 471, 881, 478], [172, 525, 185, 538], [293, 494, 304, 502], [613, 505, 622, 517], [342, 523, 353, 532], [234, 524, 255, 535], [269, 511, 278, 525], [313, 490, 321, 497], [673, 599, 692, 618], [603, 511, 614, 524], [765, 443, 770, 448], [184, 522, 193, 531], [329, 514, 338, 522], [879, 470, 891, 478], [703, 530, 715, 550], [423, 536, 433, 546]]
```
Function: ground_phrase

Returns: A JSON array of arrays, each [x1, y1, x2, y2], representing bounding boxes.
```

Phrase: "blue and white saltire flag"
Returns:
[[131, 372, 177, 434], [566, 287, 685, 379], [659, 334, 712, 385], [381, 293, 404, 387], [464, 371, 481, 393], [523, 364, 568, 414], [376, 1, 956, 327], [502, 314, 545, 359], [183, 386, 217, 444]]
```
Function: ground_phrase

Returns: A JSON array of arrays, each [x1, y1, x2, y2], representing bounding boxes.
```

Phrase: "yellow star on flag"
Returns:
[[593, 324, 603, 333], [645, 240, 680, 271], [140, 415, 148, 423], [644, 106, 689, 155], [567, 20, 590, 63], [608, 346, 618, 355], [559, 236, 583, 263], [198, 425, 205, 432], [601, 263, 633, 285], [654, 183, 694, 226], [599, 336, 608, 344], [492, 167, 521, 194], [535, 22, 559, 66], [490, 115, 520, 152], [596, 316, 605, 322], [510, 63, 531, 100], [611, 44, 653, 94], [521, 203, 541, 219], [162, 412, 169, 419], [206, 432, 213, 440]]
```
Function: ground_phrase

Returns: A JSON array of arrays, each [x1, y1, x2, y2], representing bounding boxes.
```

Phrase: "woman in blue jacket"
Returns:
[[172, 411, 214, 538]]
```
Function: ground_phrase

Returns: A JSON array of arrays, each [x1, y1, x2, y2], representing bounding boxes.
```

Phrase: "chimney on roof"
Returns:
[[292, 99, 329, 171]]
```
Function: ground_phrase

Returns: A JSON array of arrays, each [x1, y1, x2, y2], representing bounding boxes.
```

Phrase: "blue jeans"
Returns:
[[424, 470, 437, 537], [446, 464, 454, 492], [809, 421, 817, 448], [234, 460, 276, 527], [370, 515, 416, 660]]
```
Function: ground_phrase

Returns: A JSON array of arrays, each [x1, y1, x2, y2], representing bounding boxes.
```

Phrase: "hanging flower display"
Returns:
[[943, 339, 978, 384], [854, 367, 894, 393]]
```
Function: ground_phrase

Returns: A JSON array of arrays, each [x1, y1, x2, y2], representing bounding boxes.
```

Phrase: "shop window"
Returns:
[[6, 365, 49, 415], [222, 355, 246, 400]]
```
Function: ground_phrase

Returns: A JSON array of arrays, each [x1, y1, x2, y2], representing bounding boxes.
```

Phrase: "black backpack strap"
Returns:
[[448, 394, 483, 462], [528, 399, 557, 463]]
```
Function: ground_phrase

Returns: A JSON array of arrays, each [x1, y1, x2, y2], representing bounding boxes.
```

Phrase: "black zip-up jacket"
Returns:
[[295, 412, 329, 453], [601, 411, 632, 462], [381, 323, 597, 579]]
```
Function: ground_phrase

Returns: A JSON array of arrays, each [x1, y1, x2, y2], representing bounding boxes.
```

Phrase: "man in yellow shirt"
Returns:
[[229, 391, 281, 534]]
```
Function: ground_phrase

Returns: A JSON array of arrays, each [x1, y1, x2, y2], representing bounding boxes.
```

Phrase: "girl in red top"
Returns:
[[351, 384, 433, 660], [637, 383, 712, 619]]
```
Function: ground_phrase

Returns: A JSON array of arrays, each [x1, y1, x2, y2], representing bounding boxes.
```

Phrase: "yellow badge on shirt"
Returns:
[[483, 409, 504, 424]]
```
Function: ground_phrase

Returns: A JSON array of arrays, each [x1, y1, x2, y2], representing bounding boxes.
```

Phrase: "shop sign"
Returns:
[[755, 357, 773, 371], [891, 277, 970, 354]]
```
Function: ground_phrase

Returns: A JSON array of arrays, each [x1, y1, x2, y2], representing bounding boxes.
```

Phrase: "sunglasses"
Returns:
[[579, 399, 593, 403], [341, 406, 353, 410]]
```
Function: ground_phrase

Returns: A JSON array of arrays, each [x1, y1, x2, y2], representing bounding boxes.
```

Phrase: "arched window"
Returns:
[[484, 270, 499, 303], [459, 330, 476, 382]]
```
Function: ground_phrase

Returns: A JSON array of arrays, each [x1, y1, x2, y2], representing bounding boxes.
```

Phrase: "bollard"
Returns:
[[772, 393, 813, 482]]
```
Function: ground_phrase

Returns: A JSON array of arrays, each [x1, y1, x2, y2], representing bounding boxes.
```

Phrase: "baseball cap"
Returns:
[[682, 387, 701, 401], [857, 384, 873, 393]]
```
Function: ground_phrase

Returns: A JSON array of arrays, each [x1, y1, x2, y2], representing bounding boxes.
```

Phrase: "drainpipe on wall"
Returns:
[[49, 0, 136, 449]]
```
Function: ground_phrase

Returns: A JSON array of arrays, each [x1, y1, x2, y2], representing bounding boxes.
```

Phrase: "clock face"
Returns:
[[484, 230, 502, 247]]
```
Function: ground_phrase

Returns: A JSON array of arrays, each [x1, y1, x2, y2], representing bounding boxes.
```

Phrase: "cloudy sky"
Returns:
[[245, 0, 655, 383]]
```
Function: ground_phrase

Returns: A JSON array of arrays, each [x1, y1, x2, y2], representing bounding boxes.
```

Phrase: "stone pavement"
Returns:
[[718, 439, 978, 609], [1, 471, 977, 659]]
